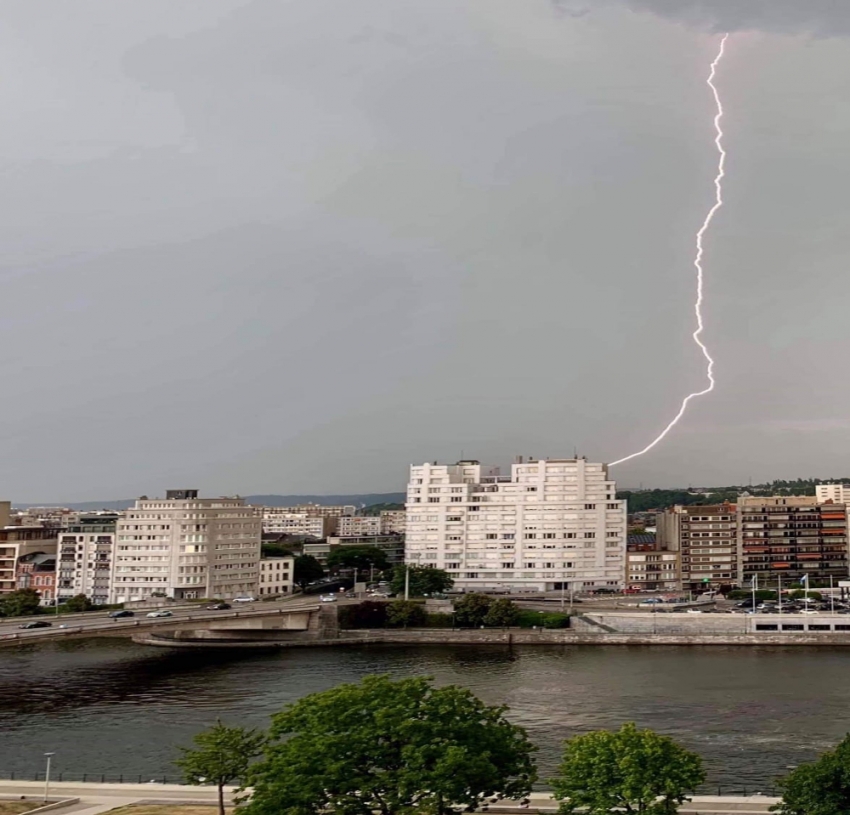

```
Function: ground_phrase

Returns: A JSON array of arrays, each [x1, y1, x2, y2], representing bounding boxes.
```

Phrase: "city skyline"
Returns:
[[3, 1, 850, 500]]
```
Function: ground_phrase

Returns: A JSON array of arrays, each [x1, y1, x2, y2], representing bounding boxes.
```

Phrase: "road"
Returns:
[[0, 781, 778, 815], [0, 595, 327, 645]]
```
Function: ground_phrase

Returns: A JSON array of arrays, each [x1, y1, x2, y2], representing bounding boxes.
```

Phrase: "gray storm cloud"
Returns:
[[554, 0, 850, 36]]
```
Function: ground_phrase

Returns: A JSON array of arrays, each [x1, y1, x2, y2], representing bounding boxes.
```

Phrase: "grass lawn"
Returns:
[[105, 808, 227, 815], [0, 804, 43, 815]]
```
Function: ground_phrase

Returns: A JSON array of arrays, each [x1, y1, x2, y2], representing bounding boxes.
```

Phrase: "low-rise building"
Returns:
[[625, 535, 679, 591], [258, 556, 294, 597], [16, 553, 56, 603]]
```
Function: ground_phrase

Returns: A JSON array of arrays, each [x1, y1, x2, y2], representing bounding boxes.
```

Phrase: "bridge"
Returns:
[[0, 598, 337, 649]]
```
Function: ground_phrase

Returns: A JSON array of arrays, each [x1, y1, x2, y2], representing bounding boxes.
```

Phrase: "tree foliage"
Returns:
[[773, 734, 850, 815], [261, 543, 295, 559], [360, 503, 404, 517], [453, 593, 495, 628], [327, 546, 388, 576], [176, 720, 266, 815], [0, 588, 42, 617], [242, 675, 537, 815], [337, 600, 389, 630], [483, 598, 521, 628], [293, 555, 324, 589], [389, 565, 453, 598], [386, 599, 427, 628], [551, 722, 705, 815], [64, 594, 94, 612], [789, 589, 823, 601]]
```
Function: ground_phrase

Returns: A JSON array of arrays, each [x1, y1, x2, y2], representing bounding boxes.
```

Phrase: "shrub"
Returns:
[[337, 601, 388, 630], [516, 610, 570, 629], [425, 613, 454, 628], [386, 600, 427, 628]]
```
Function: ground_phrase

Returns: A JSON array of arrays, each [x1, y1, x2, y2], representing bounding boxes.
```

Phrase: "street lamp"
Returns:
[[43, 752, 55, 804], [404, 553, 421, 601]]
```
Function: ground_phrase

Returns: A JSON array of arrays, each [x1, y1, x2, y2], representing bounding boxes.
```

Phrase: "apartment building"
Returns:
[[380, 510, 406, 535], [738, 496, 848, 585], [258, 555, 294, 597], [656, 504, 738, 589], [405, 458, 626, 592], [0, 526, 58, 594], [815, 484, 850, 504], [285, 504, 356, 518], [113, 490, 261, 603], [625, 534, 679, 591], [337, 515, 382, 538], [261, 508, 335, 538], [56, 515, 120, 606]]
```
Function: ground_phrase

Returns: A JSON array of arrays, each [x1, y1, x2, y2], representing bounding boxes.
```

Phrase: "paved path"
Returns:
[[0, 781, 779, 814]]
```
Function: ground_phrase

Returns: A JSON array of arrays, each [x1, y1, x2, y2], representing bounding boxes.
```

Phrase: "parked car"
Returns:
[[146, 610, 173, 618], [233, 596, 256, 603], [320, 595, 337, 603], [206, 603, 231, 611], [18, 621, 52, 629], [639, 598, 663, 605], [592, 588, 618, 595], [108, 610, 135, 619], [799, 609, 820, 615], [686, 608, 703, 614]]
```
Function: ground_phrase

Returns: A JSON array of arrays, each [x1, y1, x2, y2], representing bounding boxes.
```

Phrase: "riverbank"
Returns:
[[0, 781, 779, 815], [133, 627, 850, 648]]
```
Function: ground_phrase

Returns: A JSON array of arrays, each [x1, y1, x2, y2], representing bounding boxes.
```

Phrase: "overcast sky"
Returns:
[[2, 0, 850, 501]]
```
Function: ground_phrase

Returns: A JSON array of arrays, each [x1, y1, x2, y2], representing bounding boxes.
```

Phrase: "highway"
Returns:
[[0, 595, 326, 646]]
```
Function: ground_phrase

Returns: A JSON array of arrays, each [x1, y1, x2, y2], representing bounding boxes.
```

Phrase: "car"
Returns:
[[146, 610, 173, 618], [108, 610, 135, 619], [206, 603, 231, 611], [320, 595, 337, 603], [686, 608, 703, 614], [233, 596, 256, 603], [799, 609, 820, 615], [592, 588, 618, 595], [639, 598, 663, 605], [18, 620, 52, 629]]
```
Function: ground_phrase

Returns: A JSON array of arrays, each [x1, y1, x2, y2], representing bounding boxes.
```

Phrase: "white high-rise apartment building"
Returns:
[[113, 490, 261, 603], [56, 514, 120, 605], [816, 484, 850, 504], [261, 509, 335, 538], [405, 458, 626, 592]]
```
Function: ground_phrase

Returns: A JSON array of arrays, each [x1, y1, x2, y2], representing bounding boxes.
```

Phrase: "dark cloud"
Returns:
[[554, 0, 850, 36]]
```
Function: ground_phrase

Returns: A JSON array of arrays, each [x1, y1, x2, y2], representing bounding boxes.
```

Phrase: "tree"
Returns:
[[293, 555, 324, 590], [552, 723, 704, 815], [484, 598, 520, 628], [242, 675, 536, 815], [389, 565, 453, 597], [326, 546, 389, 580], [453, 593, 494, 628], [262, 543, 295, 559], [773, 733, 850, 815], [360, 503, 404, 516], [790, 589, 823, 601], [64, 594, 94, 612], [0, 588, 41, 618], [176, 720, 266, 815], [386, 599, 427, 628]]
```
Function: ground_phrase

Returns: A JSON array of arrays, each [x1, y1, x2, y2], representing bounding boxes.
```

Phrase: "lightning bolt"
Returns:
[[610, 33, 729, 468]]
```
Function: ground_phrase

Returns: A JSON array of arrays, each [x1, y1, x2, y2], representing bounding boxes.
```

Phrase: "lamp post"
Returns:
[[43, 752, 55, 804], [404, 553, 420, 601]]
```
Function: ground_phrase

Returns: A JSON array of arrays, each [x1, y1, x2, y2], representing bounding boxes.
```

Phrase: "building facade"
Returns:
[[816, 484, 850, 504], [656, 504, 738, 589], [0, 527, 58, 595], [260, 509, 335, 538], [625, 534, 679, 591], [16, 553, 56, 603], [112, 490, 261, 603], [738, 496, 848, 586], [337, 515, 382, 538], [258, 555, 294, 597], [380, 510, 406, 535], [56, 515, 120, 606], [405, 458, 626, 592]]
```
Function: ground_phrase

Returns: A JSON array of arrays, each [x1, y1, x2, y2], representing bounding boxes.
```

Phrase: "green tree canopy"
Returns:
[[453, 593, 494, 628], [64, 594, 94, 612], [261, 543, 295, 559], [773, 733, 850, 815], [176, 720, 266, 815], [551, 722, 705, 815], [360, 503, 404, 516], [293, 555, 324, 589], [243, 675, 536, 815], [0, 588, 42, 617], [389, 565, 453, 597], [484, 598, 520, 628], [386, 599, 427, 628], [326, 546, 389, 576]]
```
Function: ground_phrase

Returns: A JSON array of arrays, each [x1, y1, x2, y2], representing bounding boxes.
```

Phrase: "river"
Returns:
[[0, 640, 847, 791]]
